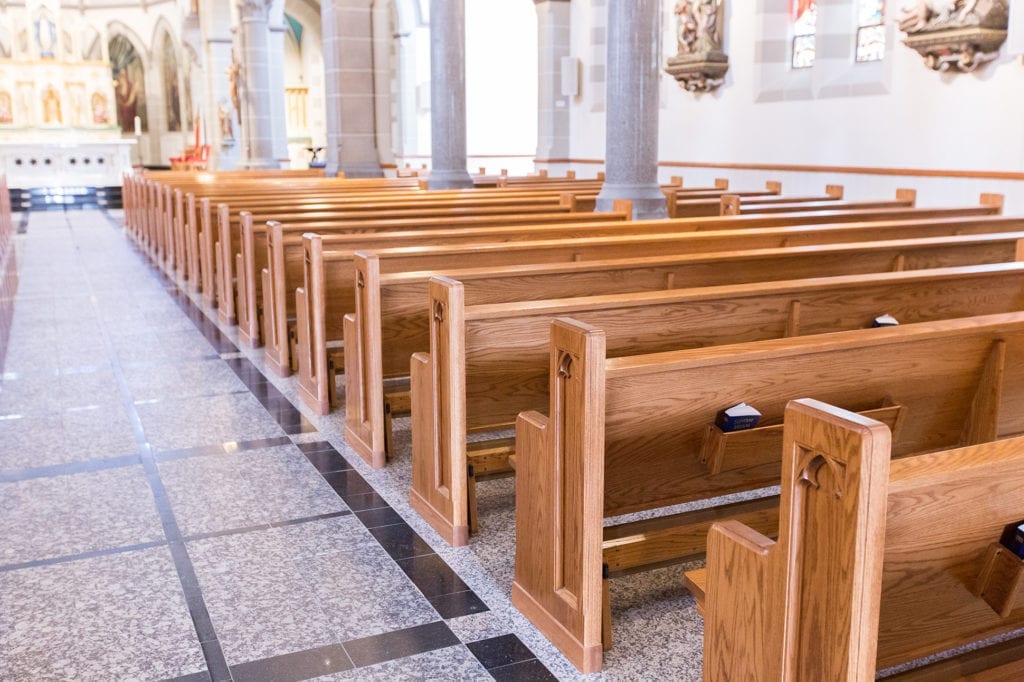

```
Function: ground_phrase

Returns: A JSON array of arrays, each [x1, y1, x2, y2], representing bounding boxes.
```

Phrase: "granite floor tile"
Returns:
[[0, 465, 164, 565], [159, 445, 347, 536], [0, 546, 206, 680], [186, 526, 345, 664], [136, 393, 286, 451], [319, 644, 490, 681], [123, 359, 248, 401], [0, 405, 138, 471]]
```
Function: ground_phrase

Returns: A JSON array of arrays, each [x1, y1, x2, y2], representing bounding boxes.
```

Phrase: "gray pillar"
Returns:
[[427, 0, 473, 189], [237, 0, 278, 169], [595, 0, 667, 219], [322, 0, 384, 177], [535, 0, 571, 161]]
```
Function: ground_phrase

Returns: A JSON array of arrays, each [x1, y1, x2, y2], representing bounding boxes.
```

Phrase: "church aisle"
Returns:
[[0, 209, 566, 681]]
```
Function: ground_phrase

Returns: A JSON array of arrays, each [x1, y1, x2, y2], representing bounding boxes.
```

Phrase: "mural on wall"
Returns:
[[109, 34, 147, 132], [898, 0, 1009, 71], [0, 28, 12, 60], [161, 33, 182, 132], [665, 0, 729, 92]]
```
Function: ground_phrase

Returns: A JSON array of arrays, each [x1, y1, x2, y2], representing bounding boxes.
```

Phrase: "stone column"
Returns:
[[534, 0, 571, 161], [237, 0, 278, 169], [595, 0, 667, 219], [267, 24, 291, 166], [322, 0, 384, 177], [427, 0, 473, 189]]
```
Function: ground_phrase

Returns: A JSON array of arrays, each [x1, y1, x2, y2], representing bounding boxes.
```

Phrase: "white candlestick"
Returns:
[[134, 115, 141, 136]]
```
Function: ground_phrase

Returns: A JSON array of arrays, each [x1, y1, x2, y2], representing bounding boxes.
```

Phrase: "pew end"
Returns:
[[702, 398, 891, 681], [409, 350, 471, 547], [511, 318, 607, 673]]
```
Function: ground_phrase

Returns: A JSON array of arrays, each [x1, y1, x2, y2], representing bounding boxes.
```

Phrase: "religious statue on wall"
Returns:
[[226, 50, 243, 125], [42, 85, 61, 124], [217, 100, 235, 143], [0, 92, 13, 125], [91, 92, 110, 124], [898, 0, 1009, 71], [35, 11, 57, 60], [665, 0, 729, 93]]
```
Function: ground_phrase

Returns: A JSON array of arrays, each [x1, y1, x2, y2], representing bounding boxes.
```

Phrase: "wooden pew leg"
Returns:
[[602, 569, 613, 652], [467, 465, 479, 535], [383, 389, 412, 458]]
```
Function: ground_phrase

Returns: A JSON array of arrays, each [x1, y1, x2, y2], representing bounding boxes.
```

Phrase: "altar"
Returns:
[[0, 138, 135, 189], [0, 0, 138, 188]]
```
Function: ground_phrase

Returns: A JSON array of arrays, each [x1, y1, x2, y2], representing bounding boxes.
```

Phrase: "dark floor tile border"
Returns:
[[0, 453, 140, 483], [0, 539, 168, 573], [429, 590, 490, 620], [343, 621, 461, 668], [466, 634, 538, 671], [488, 657, 559, 681], [229, 643, 353, 682]]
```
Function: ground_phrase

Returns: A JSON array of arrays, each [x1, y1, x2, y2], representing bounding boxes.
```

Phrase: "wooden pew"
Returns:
[[511, 311, 1024, 671], [693, 398, 1024, 680], [250, 204, 634, 354], [344, 230, 1024, 468], [296, 207, 1017, 415], [411, 261, 1024, 547]]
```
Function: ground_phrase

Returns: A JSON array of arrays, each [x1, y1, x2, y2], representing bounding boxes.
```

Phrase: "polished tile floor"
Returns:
[[0, 210, 715, 681]]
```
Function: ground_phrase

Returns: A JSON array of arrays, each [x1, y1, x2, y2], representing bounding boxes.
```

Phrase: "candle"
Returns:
[[134, 115, 141, 136]]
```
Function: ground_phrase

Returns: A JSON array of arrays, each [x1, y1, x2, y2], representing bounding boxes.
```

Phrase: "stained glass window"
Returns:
[[856, 0, 886, 62], [792, 0, 817, 69]]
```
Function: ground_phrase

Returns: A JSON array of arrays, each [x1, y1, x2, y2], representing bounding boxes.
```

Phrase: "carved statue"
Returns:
[[226, 50, 243, 125], [217, 101, 235, 142], [0, 91, 12, 125], [897, 0, 1008, 72], [899, 0, 979, 32], [666, 0, 728, 93], [91, 92, 110, 125], [42, 86, 61, 124]]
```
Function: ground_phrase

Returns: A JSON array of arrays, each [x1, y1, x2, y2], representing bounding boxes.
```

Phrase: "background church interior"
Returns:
[[6, 0, 1024, 681]]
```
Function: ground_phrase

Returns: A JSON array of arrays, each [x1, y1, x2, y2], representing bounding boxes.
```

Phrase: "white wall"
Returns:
[[563, 0, 1024, 209], [464, 0, 537, 175]]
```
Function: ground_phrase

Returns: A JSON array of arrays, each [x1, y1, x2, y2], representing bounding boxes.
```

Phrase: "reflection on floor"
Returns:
[[1, 209, 708, 682]]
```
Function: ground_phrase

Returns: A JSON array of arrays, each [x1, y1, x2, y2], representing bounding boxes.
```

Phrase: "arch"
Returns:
[[152, 23, 183, 132], [107, 27, 149, 133]]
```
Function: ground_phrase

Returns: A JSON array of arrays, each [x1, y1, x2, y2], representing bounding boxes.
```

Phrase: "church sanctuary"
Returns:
[[12, 0, 1024, 679]]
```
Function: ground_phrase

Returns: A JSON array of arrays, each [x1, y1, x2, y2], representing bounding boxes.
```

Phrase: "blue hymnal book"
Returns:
[[715, 403, 761, 432], [872, 314, 900, 328], [1001, 520, 1024, 559]]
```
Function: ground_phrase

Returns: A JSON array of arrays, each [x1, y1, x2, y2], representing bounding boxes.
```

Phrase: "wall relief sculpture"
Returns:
[[898, 0, 1009, 71], [665, 0, 728, 92]]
